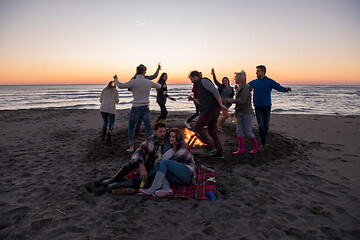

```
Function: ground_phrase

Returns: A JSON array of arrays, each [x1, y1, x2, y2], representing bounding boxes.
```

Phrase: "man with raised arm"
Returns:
[[248, 65, 292, 150], [114, 65, 161, 152]]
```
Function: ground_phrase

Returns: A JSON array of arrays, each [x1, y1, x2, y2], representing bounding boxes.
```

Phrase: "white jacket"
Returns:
[[100, 88, 119, 114]]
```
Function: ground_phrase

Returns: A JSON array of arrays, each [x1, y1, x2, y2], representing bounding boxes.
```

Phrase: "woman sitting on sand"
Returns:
[[140, 128, 197, 197], [100, 81, 119, 141], [227, 70, 259, 154]]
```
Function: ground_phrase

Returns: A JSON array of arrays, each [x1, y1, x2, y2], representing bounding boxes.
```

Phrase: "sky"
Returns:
[[0, 0, 359, 85]]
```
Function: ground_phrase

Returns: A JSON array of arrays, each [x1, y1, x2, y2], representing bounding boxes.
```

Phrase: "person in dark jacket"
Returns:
[[189, 70, 227, 159], [155, 73, 176, 123]]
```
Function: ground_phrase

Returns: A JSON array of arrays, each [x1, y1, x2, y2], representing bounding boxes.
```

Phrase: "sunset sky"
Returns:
[[0, 0, 359, 85]]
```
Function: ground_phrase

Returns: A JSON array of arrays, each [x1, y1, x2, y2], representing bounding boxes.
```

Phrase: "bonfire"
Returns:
[[183, 128, 206, 147]]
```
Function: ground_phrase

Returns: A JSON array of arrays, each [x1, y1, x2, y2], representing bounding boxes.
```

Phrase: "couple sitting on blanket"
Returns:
[[102, 122, 197, 197]]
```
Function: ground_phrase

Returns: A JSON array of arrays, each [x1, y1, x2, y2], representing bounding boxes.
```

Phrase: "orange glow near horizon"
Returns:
[[1, 62, 359, 85], [0, 69, 359, 86]]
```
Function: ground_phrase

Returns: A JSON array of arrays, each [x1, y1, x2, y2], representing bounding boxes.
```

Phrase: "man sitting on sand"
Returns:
[[114, 65, 161, 152], [248, 65, 292, 150], [102, 122, 171, 192]]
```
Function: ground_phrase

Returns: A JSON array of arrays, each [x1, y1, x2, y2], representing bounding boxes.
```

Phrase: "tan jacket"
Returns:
[[100, 88, 119, 114], [232, 84, 254, 116]]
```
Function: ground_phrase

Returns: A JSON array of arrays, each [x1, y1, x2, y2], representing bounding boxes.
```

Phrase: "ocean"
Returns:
[[0, 84, 359, 115]]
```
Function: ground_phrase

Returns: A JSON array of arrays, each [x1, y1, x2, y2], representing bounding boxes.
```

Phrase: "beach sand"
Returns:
[[0, 109, 359, 240]]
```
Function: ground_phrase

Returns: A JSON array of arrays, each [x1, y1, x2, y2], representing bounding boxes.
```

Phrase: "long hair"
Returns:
[[102, 81, 116, 93], [157, 73, 167, 83], [222, 77, 230, 85], [169, 128, 183, 141], [168, 128, 185, 150]]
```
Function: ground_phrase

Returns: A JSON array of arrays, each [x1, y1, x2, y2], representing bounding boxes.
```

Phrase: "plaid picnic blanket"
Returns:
[[125, 166, 216, 200]]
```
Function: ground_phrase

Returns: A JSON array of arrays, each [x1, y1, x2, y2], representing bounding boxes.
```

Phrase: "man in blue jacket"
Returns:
[[248, 65, 291, 149]]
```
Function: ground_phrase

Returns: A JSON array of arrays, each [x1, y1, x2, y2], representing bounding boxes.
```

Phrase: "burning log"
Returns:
[[183, 128, 206, 147]]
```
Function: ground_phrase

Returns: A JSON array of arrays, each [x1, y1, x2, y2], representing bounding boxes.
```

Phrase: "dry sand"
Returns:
[[0, 109, 359, 240]]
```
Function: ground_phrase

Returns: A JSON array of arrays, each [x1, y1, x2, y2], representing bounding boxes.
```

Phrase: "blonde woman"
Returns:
[[100, 81, 119, 141], [227, 71, 259, 154]]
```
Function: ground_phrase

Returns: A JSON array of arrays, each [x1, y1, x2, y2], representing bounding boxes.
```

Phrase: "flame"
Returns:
[[183, 128, 206, 147]]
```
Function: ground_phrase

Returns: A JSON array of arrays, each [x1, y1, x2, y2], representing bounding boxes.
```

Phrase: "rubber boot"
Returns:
[[250, 136, 259, 154], [233, 137, 245, 155], [155, 177, 173, 197], [101, 128, 107, 141], [139, 171, 165, 196], [102, 168, 124, 187]]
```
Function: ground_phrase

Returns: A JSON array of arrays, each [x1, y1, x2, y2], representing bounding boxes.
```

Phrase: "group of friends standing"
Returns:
[[99, 63, 291, 196]]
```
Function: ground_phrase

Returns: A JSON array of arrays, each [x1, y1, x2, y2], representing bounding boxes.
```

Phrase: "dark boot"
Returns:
[[106, 126, 113, 142], [101, 128, 107, 141], [107, 180, 135, 192], [106, 132, 111, 142], [102, 168, 124, 187], [102, 162, 137, 188]]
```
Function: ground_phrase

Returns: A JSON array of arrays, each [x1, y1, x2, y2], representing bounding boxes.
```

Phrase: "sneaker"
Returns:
[[184, 121, 191, 129], [206, 148, 217, 156], [212, 154, 224, 159], [155, 189, 174, 197], [259, 145, 267, 151]]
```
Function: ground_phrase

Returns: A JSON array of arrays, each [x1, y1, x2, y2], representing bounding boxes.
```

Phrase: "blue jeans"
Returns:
[[134, 118, 142, 132], [186, 102, 201, 123], [153, 160, 192, 185], [129, 106, 153, 145], [255, 106, 271, 146], [236, 114, 255, 138], [100, 112, 115, 130]]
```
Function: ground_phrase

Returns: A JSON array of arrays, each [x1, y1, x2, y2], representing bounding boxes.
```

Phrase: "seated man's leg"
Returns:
[[102, 162, 138, 187]]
